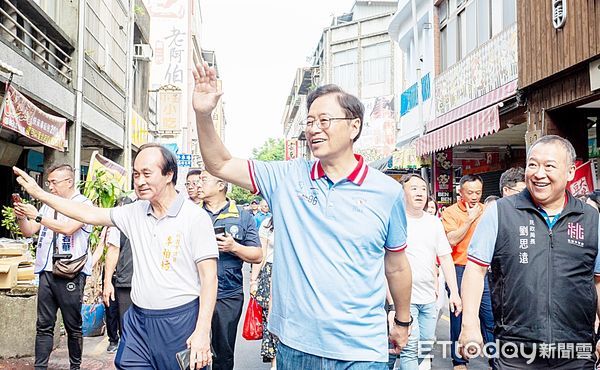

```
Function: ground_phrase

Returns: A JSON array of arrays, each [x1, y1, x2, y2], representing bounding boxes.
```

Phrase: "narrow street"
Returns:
[[0, 267, 489, 369]]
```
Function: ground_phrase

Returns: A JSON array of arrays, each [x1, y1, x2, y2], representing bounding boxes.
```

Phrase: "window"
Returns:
[[332, 48, 358, 95], [438, 0, 512, 71], [439, 1, 448, 23], [477, 0, 491, 46], [440, 26, 447, 71], [503, 0, 516, 28], [362, 42, 391, 97]]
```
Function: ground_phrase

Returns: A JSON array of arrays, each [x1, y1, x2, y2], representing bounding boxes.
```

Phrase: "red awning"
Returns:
[[415, 104, 500, 156]]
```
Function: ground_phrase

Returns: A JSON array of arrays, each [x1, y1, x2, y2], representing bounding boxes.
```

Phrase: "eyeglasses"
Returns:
[[300, 117, 355, 130], [44, 178, 71, 187], [185, 181, 201, 188]]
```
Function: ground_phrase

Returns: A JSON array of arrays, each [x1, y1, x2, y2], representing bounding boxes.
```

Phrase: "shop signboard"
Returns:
[[433, 149, 454, 207]]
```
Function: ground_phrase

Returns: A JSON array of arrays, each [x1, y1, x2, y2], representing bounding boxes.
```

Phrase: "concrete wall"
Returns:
[[0, 289, 60, 358]]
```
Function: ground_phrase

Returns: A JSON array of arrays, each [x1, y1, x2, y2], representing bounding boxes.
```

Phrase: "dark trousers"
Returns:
[[105, 294, 120, 345], [115, 299, 199, 369], [35, 271, 85, 370], [115, 287, 133, 321], [105, 286, 133, 345], [211, 293, 244, 370], [447, 265, 496, 367]]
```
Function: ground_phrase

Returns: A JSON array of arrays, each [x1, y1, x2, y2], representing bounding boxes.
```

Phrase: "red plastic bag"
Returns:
[[242, 296, 263, 340]]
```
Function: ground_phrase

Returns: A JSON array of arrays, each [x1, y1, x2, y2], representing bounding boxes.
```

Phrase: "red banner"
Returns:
[[1, 85, 67, 151], [567, 161, 596, 196], [285, 139, 298, 161]]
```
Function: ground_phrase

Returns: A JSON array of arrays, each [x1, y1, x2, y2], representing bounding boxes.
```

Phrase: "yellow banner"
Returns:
[[86, 151, 127, 190]]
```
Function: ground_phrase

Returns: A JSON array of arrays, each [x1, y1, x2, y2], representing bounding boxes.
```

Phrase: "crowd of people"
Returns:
[[7, 61, 600, 370]]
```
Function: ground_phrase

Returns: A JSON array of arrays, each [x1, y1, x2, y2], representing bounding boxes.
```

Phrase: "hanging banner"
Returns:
[[567, 161, 596, 196], [0, 85, 67, 151], [131, 110, 149, 148], [87, 151, 127, 190], [433, 149, 454, 207], [285, 139, 298, 161]]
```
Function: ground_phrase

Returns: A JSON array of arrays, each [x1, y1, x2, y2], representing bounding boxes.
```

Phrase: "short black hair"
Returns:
[[136, 143, 178, 185], [459, 174, 483, 188], [400, 173, 429, 193], [306, 84, 364, 143], [47, 163, 74, 177], [187, 169, 202, 178], [499, 167, 525, 194]]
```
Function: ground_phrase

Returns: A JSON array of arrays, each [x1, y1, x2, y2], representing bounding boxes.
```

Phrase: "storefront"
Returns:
[[518, 0, 600, 192], [413, 23, 527, 206]]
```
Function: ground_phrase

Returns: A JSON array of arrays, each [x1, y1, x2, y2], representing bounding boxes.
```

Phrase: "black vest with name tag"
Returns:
[[491, 190, 598, 345]]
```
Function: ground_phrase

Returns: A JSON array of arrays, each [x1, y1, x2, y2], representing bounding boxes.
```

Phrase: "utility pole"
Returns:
[[123, 0, 136, 189], [73, 0, 86, 179]]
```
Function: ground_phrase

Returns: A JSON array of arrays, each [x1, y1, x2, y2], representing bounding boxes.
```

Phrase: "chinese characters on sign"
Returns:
[[433, 149, 454, 207], [285, 139, 298, 161], [164, 27, 186, 85], [158, 89, 182, 131], [1, 85, 67, 151]]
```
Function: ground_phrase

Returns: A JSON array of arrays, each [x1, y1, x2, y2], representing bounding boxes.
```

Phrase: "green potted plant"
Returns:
[[78, 168, 129, 336]]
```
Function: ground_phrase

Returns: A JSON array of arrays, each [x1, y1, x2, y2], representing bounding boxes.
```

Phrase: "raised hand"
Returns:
[[192, 62, 223, 117], [13, 166, 44, 200]]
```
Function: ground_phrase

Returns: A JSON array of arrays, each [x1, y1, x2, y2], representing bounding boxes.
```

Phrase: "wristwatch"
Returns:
[[394, 315, 413, 327], [35, 213, 43, 223]]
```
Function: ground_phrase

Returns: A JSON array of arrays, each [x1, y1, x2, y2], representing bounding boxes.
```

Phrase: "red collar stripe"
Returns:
[[247, 160, 259, 195], [348, 155, 368, 186], [310, 155, 368, 186]]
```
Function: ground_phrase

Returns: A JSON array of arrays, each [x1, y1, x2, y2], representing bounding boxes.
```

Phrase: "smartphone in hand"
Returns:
[[214, 226, 226, 240], [11, 193, 22, 205]]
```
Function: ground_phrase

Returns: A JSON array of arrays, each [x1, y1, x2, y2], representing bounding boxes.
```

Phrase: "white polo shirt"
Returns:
[[110, 192, 218, 309]]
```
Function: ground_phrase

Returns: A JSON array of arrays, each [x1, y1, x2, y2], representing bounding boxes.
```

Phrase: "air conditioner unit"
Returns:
[[134, 44, 153, 62]]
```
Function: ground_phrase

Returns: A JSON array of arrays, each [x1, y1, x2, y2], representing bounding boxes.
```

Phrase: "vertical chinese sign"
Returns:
[[433, 149, 454, 207]]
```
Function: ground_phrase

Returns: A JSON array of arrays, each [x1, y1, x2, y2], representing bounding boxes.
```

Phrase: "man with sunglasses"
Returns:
[[13, 164, 92, 370], [192, 62, 412, 369]]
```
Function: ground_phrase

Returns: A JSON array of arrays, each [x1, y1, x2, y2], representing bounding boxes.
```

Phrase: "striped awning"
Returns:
[[415, 104, 500, 156], [426, 80, 518, 132], [414, 79, 518, 156]]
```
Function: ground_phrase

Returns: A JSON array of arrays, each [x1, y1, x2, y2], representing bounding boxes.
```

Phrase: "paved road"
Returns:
[[0, 267, 490, 369]]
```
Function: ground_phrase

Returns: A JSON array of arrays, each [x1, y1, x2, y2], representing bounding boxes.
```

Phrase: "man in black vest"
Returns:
[[460, 135, 600, 369]]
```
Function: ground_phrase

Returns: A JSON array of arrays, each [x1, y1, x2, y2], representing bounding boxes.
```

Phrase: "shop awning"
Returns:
[[415, 104, 500, 156], [426, 80, 518, 132]]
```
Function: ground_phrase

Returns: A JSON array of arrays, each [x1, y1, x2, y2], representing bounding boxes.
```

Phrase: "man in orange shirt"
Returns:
[[442, 174, 495, 370]]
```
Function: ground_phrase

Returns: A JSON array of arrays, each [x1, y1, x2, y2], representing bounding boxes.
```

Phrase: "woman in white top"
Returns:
[[250, 216, 277, 370]]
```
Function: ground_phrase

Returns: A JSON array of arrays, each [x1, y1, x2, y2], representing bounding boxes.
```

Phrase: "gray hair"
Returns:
[[527, 135, 576, 166]]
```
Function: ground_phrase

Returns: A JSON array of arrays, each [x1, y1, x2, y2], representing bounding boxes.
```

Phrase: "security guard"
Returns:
[[198, 170, 262, 370]]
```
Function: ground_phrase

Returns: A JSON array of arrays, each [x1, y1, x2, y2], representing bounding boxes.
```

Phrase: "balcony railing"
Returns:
[[435, 23, 518, 117], [0, 0, 73, 84]]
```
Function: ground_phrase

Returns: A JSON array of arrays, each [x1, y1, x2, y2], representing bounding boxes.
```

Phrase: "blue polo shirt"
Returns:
[[249, 155, 408, 362]]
